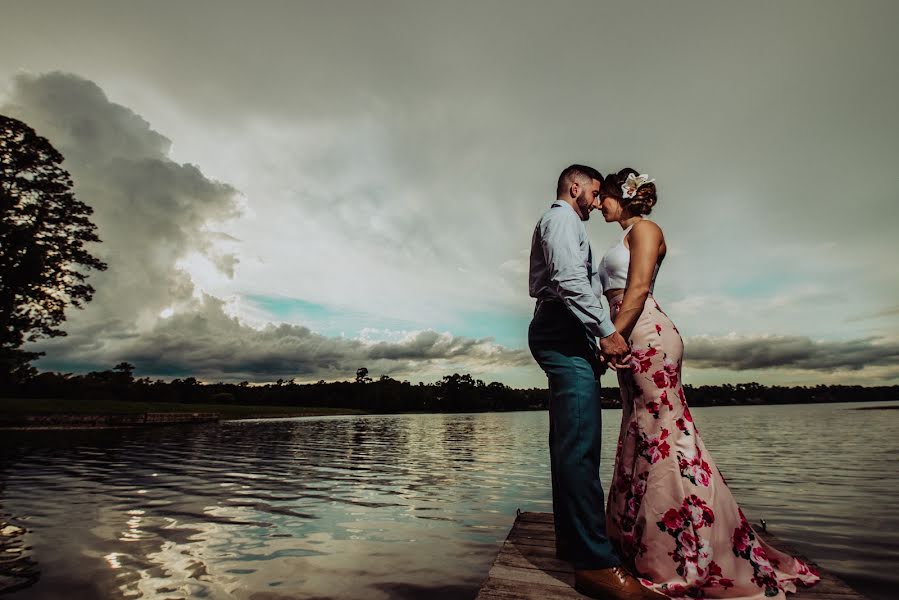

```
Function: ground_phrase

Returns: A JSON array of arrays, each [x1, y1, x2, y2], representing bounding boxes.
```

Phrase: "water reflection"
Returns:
[[0, 403, 897, 599], [0, 496, 39, 593]]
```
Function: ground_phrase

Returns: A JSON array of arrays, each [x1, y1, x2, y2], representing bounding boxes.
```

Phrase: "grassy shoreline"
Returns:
[[0, 397, 368, 427]]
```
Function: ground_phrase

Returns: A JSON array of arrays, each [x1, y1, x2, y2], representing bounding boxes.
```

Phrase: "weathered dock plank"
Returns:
[[475, 511, 868, 600]]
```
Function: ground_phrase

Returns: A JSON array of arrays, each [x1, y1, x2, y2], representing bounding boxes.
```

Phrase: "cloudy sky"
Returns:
[[1, 1, 897, 387]]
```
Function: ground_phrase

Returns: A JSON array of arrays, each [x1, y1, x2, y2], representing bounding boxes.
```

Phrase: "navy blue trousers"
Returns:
[[528, 300, 620, 570]]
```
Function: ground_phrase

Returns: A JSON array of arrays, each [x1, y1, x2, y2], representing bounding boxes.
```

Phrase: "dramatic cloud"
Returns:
[[48, 294, 530, 382], [1, 72, 530, 382], [685, 334, 899, 373], [1, 1, 897, 385], [1, 71, 241, 335]]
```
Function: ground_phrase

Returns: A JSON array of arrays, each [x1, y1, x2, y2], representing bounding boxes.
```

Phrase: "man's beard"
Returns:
[[575, 192, 591, 221]]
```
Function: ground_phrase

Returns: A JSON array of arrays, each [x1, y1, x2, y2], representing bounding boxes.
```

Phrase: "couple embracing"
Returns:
[[528, 165, 819, 600]]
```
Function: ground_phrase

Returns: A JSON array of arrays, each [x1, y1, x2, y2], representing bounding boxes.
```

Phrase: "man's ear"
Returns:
[[569, 182, 579, 199]]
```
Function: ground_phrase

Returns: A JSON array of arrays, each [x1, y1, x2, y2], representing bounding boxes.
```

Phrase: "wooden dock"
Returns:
[[475, 511, 867, 599]]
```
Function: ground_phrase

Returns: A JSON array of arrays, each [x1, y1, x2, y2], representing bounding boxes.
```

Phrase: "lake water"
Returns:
[[1, 402, 897, 599]]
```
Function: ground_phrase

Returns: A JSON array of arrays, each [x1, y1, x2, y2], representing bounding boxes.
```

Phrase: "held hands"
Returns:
[[598, 332, 631, 371]]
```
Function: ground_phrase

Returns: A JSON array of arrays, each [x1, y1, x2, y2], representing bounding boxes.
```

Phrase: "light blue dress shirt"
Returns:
[[529, 200, 616, 340]]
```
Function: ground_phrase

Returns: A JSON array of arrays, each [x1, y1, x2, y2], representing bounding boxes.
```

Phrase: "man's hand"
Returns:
[[598, 332, 631, 371]]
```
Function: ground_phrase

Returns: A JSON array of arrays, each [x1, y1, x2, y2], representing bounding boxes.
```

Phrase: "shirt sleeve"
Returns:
[[540, 211, 617, 340]]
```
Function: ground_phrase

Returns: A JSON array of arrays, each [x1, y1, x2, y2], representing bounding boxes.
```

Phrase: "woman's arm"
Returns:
[[614, 220, 664, 340]]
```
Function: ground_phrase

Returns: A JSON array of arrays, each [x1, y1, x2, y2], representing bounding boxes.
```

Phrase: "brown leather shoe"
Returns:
[[574, 566, 667, 600]]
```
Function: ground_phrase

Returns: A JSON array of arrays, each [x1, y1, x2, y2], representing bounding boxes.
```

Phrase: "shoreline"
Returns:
[[2, 398, 897, 430], [0, 410, 370, 430], [0, 398, 371, 430]]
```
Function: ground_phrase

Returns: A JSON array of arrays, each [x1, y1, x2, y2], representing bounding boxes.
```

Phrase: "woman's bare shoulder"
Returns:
[[630, 219, 663, 241]]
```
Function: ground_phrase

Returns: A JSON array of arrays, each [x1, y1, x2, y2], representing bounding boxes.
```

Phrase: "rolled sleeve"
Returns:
[[540, 212, 616, 340]]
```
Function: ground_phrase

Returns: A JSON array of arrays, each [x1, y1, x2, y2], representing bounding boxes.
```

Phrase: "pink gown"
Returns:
[[603, 245, 820, 599]]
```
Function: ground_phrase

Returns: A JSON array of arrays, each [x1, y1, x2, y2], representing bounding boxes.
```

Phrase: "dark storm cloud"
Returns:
[[2, 72, 531, 381], [1, 71, 241, 336], [41, 295, 531, 381], [685, 335, 899, 372]]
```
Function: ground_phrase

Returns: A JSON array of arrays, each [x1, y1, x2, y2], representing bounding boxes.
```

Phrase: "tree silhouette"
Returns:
[[355, 367, 371, 384], [113, 361, 135, 377], [0, 115, 107, 384], [113, 361, 135, 385]]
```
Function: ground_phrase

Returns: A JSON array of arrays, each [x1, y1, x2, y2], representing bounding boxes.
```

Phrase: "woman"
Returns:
[[593, 168, 820, 599]]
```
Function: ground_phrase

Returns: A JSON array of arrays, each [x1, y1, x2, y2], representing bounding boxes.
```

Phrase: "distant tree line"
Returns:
[[4, 363, 896, 413]]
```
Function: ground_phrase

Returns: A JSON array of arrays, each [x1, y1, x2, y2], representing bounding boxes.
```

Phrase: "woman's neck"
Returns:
[[619, 215, 642, 230]]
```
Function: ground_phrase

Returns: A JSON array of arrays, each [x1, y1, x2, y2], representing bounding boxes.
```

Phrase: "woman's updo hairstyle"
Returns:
[[600, 167, 658, 216]]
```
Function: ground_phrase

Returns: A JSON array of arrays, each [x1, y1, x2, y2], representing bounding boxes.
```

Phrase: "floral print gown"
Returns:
[[606, 295, 820, 599]]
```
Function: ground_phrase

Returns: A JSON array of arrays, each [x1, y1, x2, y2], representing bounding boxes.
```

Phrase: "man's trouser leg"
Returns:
[[529, 343, 619, 570]]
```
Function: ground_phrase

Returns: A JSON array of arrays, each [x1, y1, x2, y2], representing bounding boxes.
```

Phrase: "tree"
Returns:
[[112, 361, 135, 386], [0, 115, 107, 384], [113, 361, 135, 378], [355, 367, 371, 384]]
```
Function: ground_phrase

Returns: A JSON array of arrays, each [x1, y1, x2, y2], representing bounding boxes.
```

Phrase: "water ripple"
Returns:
[[1, 402, 897, 599]]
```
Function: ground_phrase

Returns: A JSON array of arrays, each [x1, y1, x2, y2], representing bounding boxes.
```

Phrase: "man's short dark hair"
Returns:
[[557, 164, 603, 197]]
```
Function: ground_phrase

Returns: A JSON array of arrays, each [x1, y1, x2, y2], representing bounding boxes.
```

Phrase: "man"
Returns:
[[528, 165, 662, 600]]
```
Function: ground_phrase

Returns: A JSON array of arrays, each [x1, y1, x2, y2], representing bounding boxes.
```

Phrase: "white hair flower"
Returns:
[[621, 173, 655, 199]]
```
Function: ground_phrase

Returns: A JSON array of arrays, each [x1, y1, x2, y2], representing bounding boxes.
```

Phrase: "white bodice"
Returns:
[[596, 223, 660, 293]]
